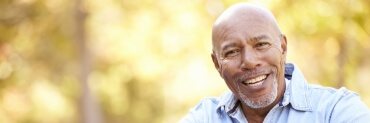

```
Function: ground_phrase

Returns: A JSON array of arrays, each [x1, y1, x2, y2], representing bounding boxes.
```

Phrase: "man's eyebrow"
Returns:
[[220, 35, 270, 51], [221, 42, 238, 51], [249, 35, 270, 42]]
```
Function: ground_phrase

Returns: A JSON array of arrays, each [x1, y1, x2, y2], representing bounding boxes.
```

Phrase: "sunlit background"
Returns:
[[0, 0, 370, 123]]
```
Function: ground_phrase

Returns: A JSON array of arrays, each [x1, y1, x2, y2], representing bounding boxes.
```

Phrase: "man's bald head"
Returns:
[[212, 3, 282, 51]]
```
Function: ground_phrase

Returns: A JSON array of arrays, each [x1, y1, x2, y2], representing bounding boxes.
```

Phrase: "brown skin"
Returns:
[[211, 4, 287, 123]]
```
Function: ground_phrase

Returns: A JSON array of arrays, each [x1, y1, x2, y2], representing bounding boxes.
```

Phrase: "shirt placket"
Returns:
[[228, 106, 248, 123]]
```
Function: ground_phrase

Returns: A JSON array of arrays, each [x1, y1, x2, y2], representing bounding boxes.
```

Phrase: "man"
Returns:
[[181, 3, 370, 123]]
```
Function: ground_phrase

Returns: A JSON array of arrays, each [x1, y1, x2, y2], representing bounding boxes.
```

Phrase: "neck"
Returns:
[[240, 101, 276, 123]]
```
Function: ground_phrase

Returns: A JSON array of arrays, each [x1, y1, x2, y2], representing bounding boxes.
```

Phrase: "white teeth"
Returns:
[[244, 75, 267, 84], [247, 80, 264, 87]]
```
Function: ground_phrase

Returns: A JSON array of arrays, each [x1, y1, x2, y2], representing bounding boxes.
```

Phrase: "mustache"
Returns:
[[233, 68, 273, 83]]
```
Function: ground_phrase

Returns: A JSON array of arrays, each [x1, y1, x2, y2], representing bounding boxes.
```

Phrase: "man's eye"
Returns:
[[255, 42, 271, 49], [225, 49, 240, 57]]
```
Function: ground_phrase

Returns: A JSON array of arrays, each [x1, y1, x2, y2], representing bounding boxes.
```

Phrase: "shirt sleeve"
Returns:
[[180, 110, 200, 123], [179, 100, 208, 123], [329, 90, 370, 123], [180, 97, 223, 123]]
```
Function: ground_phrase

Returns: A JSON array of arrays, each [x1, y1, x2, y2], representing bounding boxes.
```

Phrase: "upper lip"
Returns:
[[235, 69, 271, 83], [244, 73, 268, 80]]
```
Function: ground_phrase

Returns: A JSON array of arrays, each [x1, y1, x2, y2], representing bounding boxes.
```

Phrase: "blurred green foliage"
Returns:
[[0, 0, 369, 123]]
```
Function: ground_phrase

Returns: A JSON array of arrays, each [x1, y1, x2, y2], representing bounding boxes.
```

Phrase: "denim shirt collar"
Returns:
[[216, 91, 240, 115], [284, 63, 312, 111], [216, 63, 313, 115]]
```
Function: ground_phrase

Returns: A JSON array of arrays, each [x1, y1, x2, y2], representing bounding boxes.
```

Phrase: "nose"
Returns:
[[240, 49, 261, 71]]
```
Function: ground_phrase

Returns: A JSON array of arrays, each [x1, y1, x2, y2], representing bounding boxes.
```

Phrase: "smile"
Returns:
[[243, 74, 268, 86]]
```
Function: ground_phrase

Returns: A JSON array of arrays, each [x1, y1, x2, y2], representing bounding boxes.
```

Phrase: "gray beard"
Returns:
[[237, 76, 278, 109]]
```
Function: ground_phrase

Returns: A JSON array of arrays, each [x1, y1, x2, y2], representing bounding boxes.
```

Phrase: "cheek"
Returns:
[[219, 59, 240, 78], [264, 47, 286, 84], [219, 60, 241, 89], [263, 47, 284, 66]]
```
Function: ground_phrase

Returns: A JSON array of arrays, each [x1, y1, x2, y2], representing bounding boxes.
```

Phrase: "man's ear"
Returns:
[[281, 34, 287, 55], [211, 52, 221, 73]]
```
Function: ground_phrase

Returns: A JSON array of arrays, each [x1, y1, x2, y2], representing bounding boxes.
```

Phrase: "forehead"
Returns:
[[212, 18, 277, 50]]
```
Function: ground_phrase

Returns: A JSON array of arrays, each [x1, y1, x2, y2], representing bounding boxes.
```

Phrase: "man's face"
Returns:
[[212, 18, 287, 109]]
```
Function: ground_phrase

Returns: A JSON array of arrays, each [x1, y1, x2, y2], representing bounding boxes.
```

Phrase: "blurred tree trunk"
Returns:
[[74, 0, 104, 123], [337, 38, 346, 88]]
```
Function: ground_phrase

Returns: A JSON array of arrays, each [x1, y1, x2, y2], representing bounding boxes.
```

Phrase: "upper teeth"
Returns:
[[244, 75, 267, 84]]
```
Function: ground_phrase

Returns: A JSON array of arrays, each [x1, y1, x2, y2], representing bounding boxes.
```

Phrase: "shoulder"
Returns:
[[307, 84, 358, 107], [180, 96, 222, 123], [307, 84, 370, 122], [308, 84, 356, 100], [192, 97, 221, 111]]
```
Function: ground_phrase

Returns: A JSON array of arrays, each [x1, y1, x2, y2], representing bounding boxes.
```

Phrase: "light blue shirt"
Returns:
[[181, 63, 370, 123]]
